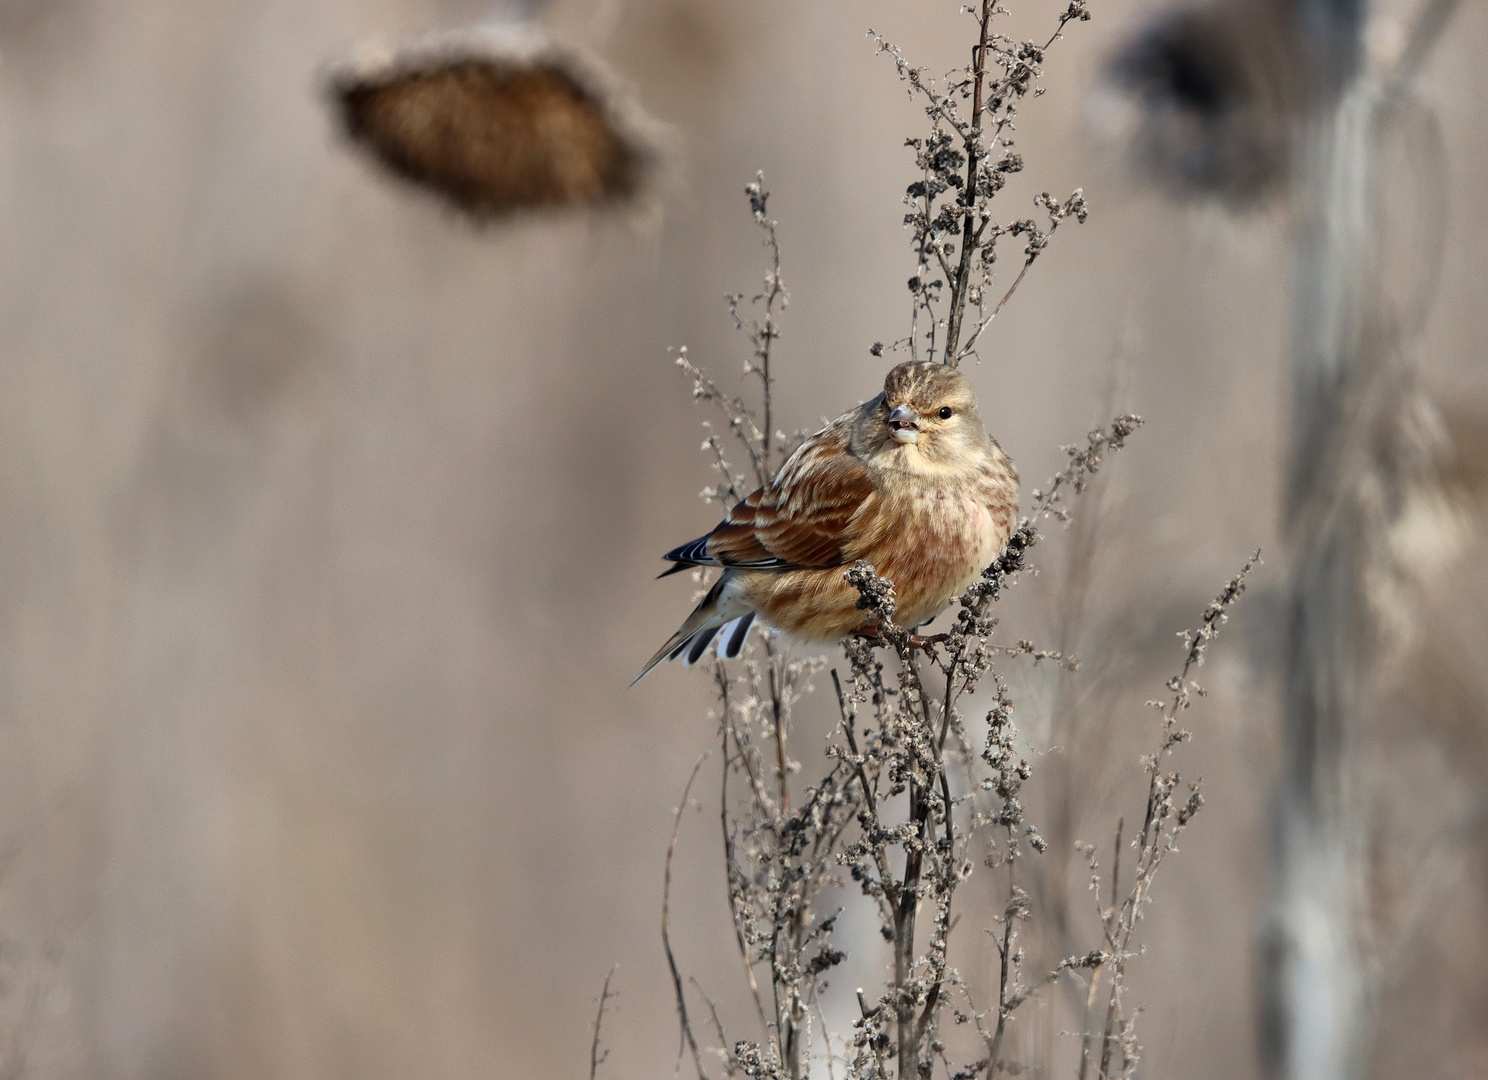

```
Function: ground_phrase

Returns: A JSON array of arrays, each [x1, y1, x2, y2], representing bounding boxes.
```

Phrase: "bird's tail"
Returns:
[[631, 581, 756, 686]]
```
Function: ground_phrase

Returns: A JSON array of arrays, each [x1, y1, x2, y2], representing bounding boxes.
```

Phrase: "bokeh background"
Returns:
[[0, 0, 1483, 1076]]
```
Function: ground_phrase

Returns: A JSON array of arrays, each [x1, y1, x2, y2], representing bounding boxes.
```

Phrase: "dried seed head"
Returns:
[[323, 19, 667, 220], [1095, 0, 1308, 208]]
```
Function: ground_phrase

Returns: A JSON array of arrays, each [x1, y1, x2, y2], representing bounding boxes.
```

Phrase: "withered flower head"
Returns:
[[323, 19, 666, 220], [1099, 0, 1308, 207]]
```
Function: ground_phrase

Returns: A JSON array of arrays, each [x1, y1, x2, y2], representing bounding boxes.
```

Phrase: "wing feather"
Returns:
[[659, 409, 878, 573]]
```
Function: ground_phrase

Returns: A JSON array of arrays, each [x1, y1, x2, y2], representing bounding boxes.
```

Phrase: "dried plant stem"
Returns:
[[942, 0, 996, 364], [590, 965, 618, 1080], [815, 994, 840, 1080], [719, 705, 774, 1046], [752, 178, 785, 476], [767, 640, 791, 814], [986, 857, 1018, 1073], [1091, 554, 1260, 1079], [691, 976, 733, 1056], [664, 755, 710, 1080], [644, 6, 1269, 1072], [1077, 961, 1105, 1080], [954, 257, 1032, 364], [893, 795, 924, 1077], [874, 1, 1090, 368], [729, 175, 788, 482]]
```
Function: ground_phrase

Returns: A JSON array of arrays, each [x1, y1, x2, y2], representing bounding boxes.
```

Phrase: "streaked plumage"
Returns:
[[635, 361, 1019, 683]]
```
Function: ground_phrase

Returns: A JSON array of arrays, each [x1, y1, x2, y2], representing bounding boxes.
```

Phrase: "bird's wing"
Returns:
[[663, 411, 878, 572]]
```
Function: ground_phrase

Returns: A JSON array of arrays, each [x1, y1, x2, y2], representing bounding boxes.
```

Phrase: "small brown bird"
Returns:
[[635, 361, 1019, 683]]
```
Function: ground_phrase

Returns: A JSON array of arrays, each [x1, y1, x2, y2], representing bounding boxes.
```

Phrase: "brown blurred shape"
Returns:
[[1104, 0, 1307, 206], [326, 24, 663, 219]]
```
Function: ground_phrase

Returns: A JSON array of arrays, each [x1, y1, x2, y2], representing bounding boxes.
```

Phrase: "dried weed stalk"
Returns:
[[590, 965, 618, 1080], [869, 0, 1090, 368], [649, 6, 1257, 1079], [658, 184, 1252, 1077]]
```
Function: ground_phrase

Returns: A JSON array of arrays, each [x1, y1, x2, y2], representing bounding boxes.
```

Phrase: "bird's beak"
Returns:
[[888, 403, 920, 444]]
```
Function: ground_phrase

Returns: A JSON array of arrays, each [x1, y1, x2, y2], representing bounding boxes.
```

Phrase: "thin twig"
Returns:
[[719, 707, 774, 1043], [664, 754, 711, 1080], [1077, 961, 1105, 1080], [1094, 553, 1261, 1079], [691, 977, 736, 1077], [767, 641, 791, 815], [955, 257, 1033, 363], [590, 965, 619, 1080], [943, 0, 996, 365]]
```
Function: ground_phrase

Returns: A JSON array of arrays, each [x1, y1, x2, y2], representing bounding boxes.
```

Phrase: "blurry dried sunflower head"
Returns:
[[324, 20, 666, 220], [1095, 0, 1309, 207]]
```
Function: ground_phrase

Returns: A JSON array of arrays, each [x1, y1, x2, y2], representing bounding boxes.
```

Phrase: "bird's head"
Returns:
[[856, 361, 990, 470]]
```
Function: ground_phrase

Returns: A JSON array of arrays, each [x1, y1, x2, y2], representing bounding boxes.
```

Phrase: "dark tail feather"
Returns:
[[719, 613, 755, 660], [632, 625, 695, 686], [632, 579, 729, 686], [632, 576, 764, 685], [656, 561, 695, 579], [682, 626, 722, 666]]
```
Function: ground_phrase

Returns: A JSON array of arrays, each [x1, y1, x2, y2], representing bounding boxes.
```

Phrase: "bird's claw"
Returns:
[[852, 626, 948, 651], [906, 632, 950, 650]]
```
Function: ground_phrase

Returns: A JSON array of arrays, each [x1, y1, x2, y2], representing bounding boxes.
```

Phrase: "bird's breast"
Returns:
[[903, 487, 999, 562], [741, 465, 1016, 643], [867, 481, 1009, 626]]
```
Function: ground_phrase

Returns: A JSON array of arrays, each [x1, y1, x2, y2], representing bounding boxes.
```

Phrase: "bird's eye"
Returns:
[[938, 406, 953, 420]]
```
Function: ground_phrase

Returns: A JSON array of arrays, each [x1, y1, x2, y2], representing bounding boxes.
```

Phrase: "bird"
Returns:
[[634, 360, 1019, 683]]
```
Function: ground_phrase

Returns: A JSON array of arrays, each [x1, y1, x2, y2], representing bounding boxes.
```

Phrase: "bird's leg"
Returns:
[[906, 632, 950, 650], [852, 625, 948, 650]]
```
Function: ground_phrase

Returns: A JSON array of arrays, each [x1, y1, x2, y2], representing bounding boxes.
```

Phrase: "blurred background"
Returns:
[[0, 0, 1482, 1076]]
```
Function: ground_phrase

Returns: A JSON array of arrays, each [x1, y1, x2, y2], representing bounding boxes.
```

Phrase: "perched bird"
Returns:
[[635, 361, 1019, 683]]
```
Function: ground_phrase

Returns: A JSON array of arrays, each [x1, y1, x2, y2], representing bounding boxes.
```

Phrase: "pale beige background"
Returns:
[[0, 0, 1482, 1077]]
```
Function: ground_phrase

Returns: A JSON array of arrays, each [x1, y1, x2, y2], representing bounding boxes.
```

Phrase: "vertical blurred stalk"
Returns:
[[1266, 0, 1370, 1075]]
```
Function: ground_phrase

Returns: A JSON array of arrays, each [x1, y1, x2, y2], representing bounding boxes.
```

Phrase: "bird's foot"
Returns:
[[906, 632, 950, 650], [851, 626, 948, 651]]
